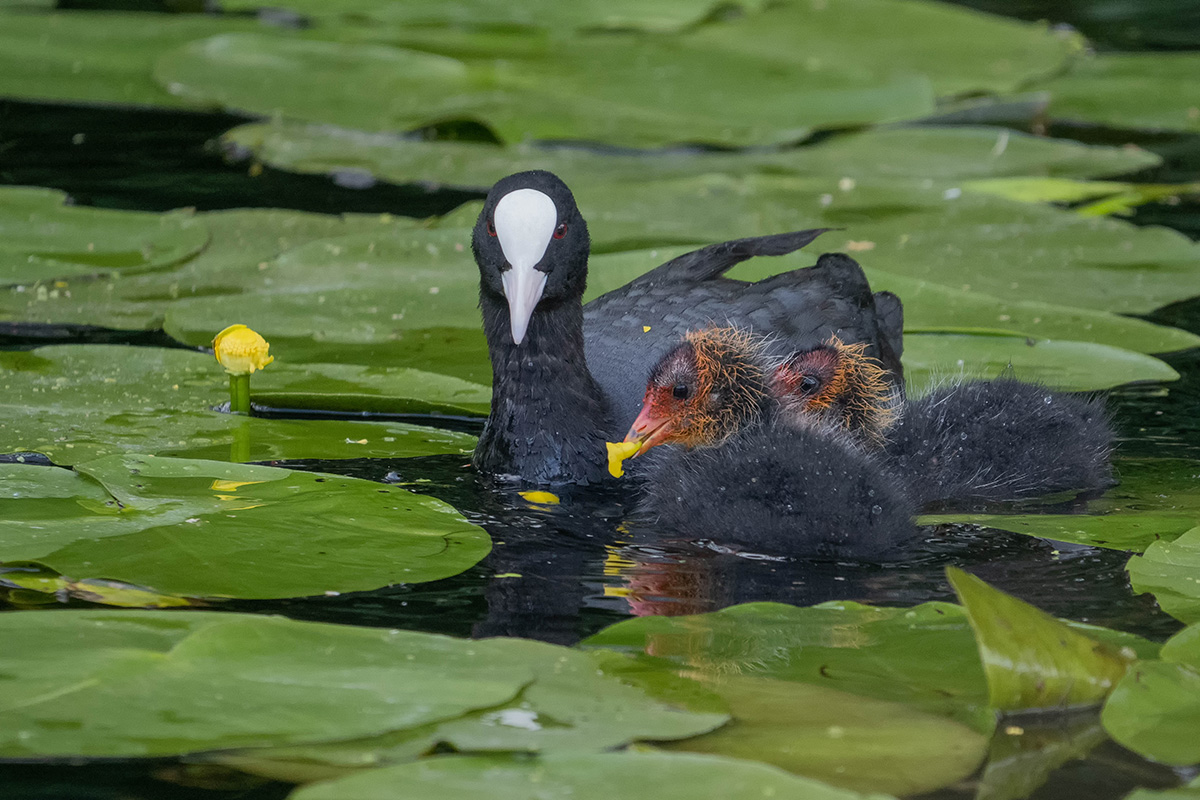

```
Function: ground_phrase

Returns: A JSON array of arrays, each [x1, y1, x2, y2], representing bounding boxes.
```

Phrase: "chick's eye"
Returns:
[[799, 375, 821, 394], [486, 219, 497, 237], [553, 222, 568, 239], [672, 383, 690, 400]]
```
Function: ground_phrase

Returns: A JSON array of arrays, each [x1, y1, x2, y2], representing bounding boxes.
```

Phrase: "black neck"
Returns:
[[474, 292, 613, 485]]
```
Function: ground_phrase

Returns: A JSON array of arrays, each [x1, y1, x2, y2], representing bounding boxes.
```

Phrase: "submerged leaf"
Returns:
[[947, 567, 1137, 711]]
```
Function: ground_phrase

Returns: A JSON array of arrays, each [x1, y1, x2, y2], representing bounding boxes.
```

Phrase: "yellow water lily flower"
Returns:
[[213, 324, 274, 376], [606, 440, 642, 478]]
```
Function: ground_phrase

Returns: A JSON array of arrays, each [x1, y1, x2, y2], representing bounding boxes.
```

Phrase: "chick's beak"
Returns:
[[622, 403, 675, 456]]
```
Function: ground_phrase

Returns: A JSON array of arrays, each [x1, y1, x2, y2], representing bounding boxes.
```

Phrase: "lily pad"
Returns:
[[216, 0, 768, 33], [0, 610, 534, 757], [0, 10, 258, 108], [216, 646, 728, 784], [684, 0, 1076, 98], [1103, 623, 1200, 766], [0, 187, 208, 283], [585, 600, 994, 728], [866, 269, 1200, 356], [1127, 526, 1200, 624], [0, 345, 478, 465], [0, 454, 490, 599], [1040, 53, 1200, 134], [660, 674, 988, 796], [947, 567, 1137, 711], [222, 122, 1160, 193], [901, 333, 1179, 393], [924, 457, 1200, 552], [289, 752, 886, 800], [154, 31, 932, 148]]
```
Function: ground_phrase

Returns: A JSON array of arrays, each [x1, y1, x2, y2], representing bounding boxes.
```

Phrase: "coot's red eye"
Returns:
[[553, 222, 567, 239], [486, 219, 497, 237]]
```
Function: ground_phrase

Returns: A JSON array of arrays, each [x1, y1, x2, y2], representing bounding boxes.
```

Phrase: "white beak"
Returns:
[[494, 188, 558, 345]]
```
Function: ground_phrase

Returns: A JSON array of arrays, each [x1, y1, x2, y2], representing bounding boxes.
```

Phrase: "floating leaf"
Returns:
[[218, 646, 728, 784], [0, 454, 490, 599], [925, 457, 1200, 552], [901, 333, 1178, 393], [0, 345, 477, 465], [0, 186, 208, 283], [0, 610, 533, 757], [222, 122, 1161, 192], [216, 0, 769, 33], [1103, 624, 1200, 766], [948, 567, 1137, 711], [289, 752, 888, 800], [0, 11, 262, 107], [961, 177, 1134, 205], [661, 675, 988, 796], [154, 31, 932, 148], [1040, 53, 1200, 133], [1128, 526, 1200, 625]]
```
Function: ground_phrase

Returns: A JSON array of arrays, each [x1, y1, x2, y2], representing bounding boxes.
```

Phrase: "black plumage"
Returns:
[[472, 169, 899, 485], [636, 422, 918, 560], [885, 377, 1116, 506]]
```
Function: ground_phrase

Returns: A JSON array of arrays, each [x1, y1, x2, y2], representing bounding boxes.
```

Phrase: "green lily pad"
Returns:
[[1125, 780, 1200, 800], [0, 10, 257, 107], [290, 751, 888, 800], [924, 457, 1200, 552], [0, 453, 490, 599], [947, 567, 1137, 711], [217, 0, 768, 33], [1128, 526, 1200, 625], [0, 610, 536, 758], [217, 647, 729, 784], [661, 674, 988, 796], [585, 600, 1153, 794], [154, 30, 932, 148], [901, 333, 1179, 393], [253, 362, 490, 416], [961, 177, 1135, 205], [684, 0, 1076, 98], [0, 187, 208, 283], [222, 122, 1160, 192], [1103, 623, 1200, 766], [1040, 53, 1200, 133], [0, 345, 478, 466], [585, 600, 994, 728], [866, 269, 1200, 356]]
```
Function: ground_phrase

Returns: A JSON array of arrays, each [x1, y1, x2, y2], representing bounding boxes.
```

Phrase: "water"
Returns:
[[4, 3, 1200, 796]]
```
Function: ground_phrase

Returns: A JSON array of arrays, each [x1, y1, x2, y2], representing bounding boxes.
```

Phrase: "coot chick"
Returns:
[[885, 377, 1115, 507], [472, 169, 903, 485], [619, 328, 917, 559], [771, 341, 1116, 505]]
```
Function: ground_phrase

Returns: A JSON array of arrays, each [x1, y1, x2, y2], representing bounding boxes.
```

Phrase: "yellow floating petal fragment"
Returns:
[[519, 490, 560, 505], [607, 440, 642, 478], [213, 324, 274, 376], [643, 325, 651, 333]]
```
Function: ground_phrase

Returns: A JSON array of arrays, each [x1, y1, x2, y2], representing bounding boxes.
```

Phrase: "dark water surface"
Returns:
[[4, 2, 1200, 798]]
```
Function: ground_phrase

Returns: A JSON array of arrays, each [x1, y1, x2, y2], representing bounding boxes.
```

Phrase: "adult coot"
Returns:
[[472, 170, 903, 485]]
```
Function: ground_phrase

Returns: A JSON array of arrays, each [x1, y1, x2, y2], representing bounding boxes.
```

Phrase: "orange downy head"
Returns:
[[621, 327, 769, 459], [770, 336, 897, 444]]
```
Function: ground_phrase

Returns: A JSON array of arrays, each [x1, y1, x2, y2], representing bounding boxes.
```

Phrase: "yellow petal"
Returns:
[[606, 440, 642, 478], [213, 324, 274, 375]]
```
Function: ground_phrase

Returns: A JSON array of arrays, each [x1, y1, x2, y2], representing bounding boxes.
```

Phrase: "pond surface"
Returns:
[[3, 1, 1200, 798]]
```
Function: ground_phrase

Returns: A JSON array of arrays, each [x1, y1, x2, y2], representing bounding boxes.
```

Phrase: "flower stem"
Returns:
[[229, 374, 251, 415]]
